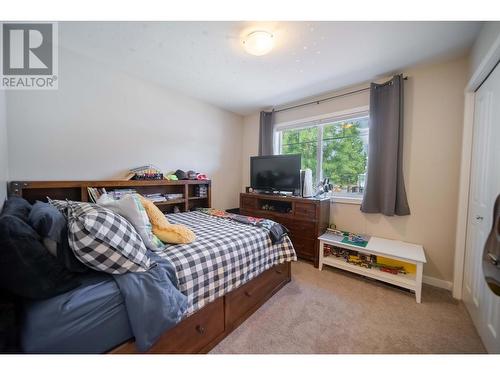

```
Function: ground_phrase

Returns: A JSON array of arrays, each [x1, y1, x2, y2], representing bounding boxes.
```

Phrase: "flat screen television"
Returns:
[[250, 154, 301, 193]]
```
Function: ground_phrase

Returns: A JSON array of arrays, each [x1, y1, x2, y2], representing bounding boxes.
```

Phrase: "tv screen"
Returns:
[[250, 155, 301, 192]]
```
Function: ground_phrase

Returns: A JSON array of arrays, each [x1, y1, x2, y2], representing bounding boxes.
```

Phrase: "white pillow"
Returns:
[[97, 193, 165, 252]]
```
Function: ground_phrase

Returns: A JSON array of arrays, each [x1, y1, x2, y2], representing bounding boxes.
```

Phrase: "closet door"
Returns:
[[463, 62, 500, 353]]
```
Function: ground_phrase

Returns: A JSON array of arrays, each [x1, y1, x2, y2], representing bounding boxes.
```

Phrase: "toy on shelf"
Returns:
[[323, 243, 334, 257], [128, 165, 164, 180], [372, 263, 407, 275], [346, 252, 377, 269], [165, 174, 178, 181], [322, 242, 408, 275], [326, 226, 369, 247]]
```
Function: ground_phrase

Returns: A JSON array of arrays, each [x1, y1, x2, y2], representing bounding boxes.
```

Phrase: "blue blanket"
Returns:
[[112, 251, 188, 352], [21, 272, 133, 353]]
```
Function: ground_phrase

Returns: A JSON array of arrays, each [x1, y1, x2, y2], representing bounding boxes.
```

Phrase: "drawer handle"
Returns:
[[275, 269, 283, 274], [196, 325, 206, 335], [244, 291, 252, 297]]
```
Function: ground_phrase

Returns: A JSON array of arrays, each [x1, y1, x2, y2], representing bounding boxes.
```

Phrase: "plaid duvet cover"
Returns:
[[158, 211, 296, 314]]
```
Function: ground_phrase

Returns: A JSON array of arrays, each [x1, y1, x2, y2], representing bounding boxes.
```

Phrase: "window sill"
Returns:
[[330, 196, 363, 205]]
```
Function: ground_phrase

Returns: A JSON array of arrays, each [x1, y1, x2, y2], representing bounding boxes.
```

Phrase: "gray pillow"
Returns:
[[97, 193, 165, 252], [31, 200, 88, 272], [2, 196, 32, 222], [28, 201, 66, 243]]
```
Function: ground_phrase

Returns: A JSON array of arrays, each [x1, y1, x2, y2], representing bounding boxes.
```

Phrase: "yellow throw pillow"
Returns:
[[139, 196, 196, 244]]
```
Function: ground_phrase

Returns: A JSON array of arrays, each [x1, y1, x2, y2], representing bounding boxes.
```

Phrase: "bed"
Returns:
[[21, 272, 133, 353], [11, 180, 296, 354]]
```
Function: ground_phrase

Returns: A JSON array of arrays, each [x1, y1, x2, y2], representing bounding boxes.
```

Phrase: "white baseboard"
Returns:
[[423, 275, 453, 291]]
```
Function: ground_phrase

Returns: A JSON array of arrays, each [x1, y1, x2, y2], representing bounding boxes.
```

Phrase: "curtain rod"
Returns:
[[273, 76, 408, 114]]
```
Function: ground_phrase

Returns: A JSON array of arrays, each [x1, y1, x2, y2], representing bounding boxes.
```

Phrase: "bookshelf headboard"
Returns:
[[9, 181, 84, 203], [9, 180, 212, 214]]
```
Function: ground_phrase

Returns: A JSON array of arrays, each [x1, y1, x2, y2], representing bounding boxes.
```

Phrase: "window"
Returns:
[[278, 111, 369, 198], [280, 126, 319, 182]]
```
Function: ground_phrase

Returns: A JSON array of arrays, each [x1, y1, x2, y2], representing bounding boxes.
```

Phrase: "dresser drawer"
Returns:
[[294, 202, 317, 220], [290, 236, 316, 259], [148, 297, 224, 353], [285, 220, 316, 237], [225, 263, 289, 329], [240, 196, 257, 210]]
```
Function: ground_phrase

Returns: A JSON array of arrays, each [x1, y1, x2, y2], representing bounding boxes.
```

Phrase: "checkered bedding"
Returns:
[[158, 211, 296, 314]]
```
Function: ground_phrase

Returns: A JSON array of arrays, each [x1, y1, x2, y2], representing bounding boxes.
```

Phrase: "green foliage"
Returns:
[[281, 126, 318, 181], [281, 120, 367, 189], [323, 121, 367, 188]]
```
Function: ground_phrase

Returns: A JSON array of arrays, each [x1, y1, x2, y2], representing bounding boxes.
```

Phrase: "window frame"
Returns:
[[275, 106, 369, 203]]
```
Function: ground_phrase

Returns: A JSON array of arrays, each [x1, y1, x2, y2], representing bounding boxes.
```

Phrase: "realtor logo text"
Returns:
[[1, 22, 58, 89]]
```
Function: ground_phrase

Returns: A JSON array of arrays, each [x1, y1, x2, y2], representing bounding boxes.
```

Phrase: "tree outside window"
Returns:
[[279, 115, 369, 196], [281, 126, 318, 182], [323, 117, 368, 194]]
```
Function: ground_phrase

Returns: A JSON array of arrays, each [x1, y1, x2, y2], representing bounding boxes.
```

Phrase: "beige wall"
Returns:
[[241, 55, 469, 283], [241, 113, 260, 192], [6, 48, 244, 210]]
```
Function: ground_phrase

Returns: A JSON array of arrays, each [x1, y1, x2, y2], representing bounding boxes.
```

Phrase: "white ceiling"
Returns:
[[60, 21, 482, 115]]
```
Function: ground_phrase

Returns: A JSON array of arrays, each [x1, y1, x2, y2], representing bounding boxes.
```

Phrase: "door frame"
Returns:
[[452, 31, 500, 299]]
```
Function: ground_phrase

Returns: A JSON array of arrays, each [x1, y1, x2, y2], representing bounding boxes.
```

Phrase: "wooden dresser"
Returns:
[[239, 192, 330, 267]]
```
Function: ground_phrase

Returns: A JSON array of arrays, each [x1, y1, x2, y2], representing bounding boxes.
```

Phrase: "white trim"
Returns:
[[273, 130, 281, 155], [467, 32, 500, 92], [316, 125, 323, 181], [453, 30, 500, 300], [423, 275, 453, 291], [274, 105, 369, 131], [452, 92, 475, 299], [330, 196, 363, 205]]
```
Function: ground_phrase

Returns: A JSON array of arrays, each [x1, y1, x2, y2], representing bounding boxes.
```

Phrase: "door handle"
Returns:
[[196, 325, 205, 334], [476, 215, 484, 221]]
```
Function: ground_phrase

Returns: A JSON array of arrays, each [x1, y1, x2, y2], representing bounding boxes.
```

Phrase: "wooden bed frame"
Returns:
[[110, 262, 291, 354], [10, 180, 292, 354]]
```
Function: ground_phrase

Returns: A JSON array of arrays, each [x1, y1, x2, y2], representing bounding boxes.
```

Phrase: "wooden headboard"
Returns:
[[9, 180, 211, 213]]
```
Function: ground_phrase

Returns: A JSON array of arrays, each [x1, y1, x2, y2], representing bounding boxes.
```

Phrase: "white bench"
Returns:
[[318, 232, 427, 303]]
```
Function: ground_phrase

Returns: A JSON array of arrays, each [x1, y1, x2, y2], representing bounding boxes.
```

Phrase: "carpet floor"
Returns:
[[210, 261, 486, 354]]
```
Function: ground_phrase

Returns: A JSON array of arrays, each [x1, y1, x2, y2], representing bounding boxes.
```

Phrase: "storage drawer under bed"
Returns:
[[111, 297, 225, 354], [225, 262, 290, 330], [109, 262, 291, 354]]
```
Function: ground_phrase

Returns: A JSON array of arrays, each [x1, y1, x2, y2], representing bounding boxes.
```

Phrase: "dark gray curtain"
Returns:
[[361, 74, 410, 216], [258, 111, 275, 156]]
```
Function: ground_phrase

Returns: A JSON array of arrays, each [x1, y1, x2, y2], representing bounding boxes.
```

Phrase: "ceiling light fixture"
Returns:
[[243, 31, 274, 56]]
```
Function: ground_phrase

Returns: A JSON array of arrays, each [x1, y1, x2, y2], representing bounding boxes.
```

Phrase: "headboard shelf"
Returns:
[[9, 179, 212, 213]]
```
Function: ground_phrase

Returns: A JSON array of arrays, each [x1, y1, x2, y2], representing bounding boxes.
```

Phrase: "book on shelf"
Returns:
[[87, 187, 107, 203], [194, 185, 208, 198], [107, 188, 137, 200], [165, 193, 183, 200], [144, 193, 167, 202]]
